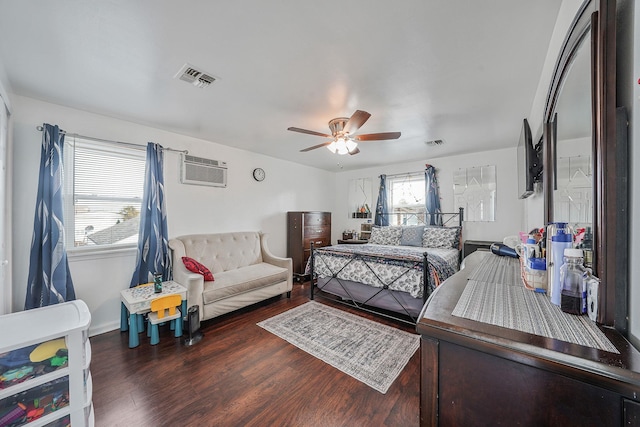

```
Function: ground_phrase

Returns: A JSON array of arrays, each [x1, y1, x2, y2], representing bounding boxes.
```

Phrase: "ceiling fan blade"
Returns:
[[354, 132, 401, 141], [348, 147, 360, 155], [300, 141, 332, 152], [287, 127, 332, 138], [343, 110, 371, 134]]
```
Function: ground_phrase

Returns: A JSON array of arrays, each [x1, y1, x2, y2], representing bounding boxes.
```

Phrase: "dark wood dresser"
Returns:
[[287, 211, 331, 280], [416, 252, 640, 426]]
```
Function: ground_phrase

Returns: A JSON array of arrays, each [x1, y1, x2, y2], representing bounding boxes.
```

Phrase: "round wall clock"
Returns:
[[252, 168, 266, 182]]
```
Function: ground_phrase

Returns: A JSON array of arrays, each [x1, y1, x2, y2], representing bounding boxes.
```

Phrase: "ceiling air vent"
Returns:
[[174, 63, 217, 88], [425, 139, 444, 146]]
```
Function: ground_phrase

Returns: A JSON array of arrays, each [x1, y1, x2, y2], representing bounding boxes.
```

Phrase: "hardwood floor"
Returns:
[[90, 282, 420, 427]]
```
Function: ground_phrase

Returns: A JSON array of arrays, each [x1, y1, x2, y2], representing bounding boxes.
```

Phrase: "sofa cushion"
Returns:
[[182, 257, 215, 281], [179, 232, 263, 274], [202, 263, 289, 304]]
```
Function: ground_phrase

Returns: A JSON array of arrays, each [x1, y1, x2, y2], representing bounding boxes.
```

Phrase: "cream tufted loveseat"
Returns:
[[169, 231, 292, 321]]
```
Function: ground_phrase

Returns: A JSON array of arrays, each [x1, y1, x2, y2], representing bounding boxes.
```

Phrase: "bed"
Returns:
[[307, 210, 464, 324]]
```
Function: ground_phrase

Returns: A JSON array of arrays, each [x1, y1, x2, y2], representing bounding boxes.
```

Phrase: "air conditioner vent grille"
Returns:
[[181, 154, 227, 187]]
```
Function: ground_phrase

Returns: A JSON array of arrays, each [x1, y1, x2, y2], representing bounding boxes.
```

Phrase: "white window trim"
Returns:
[[67, 244, 138, 261]]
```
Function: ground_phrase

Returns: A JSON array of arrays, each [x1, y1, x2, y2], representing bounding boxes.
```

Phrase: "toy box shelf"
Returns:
[[0, 300, 93, 427]]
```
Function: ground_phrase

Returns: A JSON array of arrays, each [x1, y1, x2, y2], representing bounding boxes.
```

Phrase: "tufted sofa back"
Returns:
[[170, 231, 263, 274]]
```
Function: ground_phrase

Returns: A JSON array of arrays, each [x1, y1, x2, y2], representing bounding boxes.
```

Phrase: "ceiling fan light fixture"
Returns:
[[326, 137, 355, 155], [327, 140, 338, 154], [290, 110, 399, 155]]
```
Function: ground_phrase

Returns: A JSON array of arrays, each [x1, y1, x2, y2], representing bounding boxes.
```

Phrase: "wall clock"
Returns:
[[252, 168, 266, 182]]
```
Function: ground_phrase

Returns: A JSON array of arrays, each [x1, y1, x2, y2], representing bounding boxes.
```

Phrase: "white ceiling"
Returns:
[[0, 0, 562, 172]]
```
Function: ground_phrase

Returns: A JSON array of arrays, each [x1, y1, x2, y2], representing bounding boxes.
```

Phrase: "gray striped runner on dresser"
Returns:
[[452, 254, 618, 353]]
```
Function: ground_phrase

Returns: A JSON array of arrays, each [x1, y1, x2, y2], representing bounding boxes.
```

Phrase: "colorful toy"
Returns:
[[30, 338, 67, 363], [0, 365, 34, 381], [0, 403, 26, 426]]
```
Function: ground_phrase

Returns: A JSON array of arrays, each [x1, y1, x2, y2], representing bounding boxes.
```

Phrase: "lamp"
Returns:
[[326, 137, 358, 155]]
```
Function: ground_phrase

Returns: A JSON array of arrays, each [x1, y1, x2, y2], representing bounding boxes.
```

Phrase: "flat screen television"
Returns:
[[517, 118, 542, 199]]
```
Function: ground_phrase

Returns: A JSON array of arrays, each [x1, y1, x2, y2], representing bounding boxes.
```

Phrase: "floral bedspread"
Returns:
[[305, 244, 459, 299]]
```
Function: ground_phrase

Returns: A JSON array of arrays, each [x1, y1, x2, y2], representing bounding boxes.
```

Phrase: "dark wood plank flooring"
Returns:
[[90, 282, 420, 426]]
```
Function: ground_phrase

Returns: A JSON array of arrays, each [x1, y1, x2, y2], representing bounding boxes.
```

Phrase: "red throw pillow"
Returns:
[[182, 257, 214, 281]]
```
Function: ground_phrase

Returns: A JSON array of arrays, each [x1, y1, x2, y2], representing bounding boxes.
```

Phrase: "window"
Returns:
[[387, 173, 425, 225], [63, 136, 145, 249]]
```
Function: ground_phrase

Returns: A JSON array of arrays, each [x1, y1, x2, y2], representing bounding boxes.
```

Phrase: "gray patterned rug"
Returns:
[[257, 302, 419, 393]]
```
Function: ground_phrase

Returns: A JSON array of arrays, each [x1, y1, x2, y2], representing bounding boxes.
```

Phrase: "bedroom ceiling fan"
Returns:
[[287, 110, 401, 155]]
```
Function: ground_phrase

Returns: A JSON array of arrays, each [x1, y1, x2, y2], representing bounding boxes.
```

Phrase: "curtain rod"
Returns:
[[36, 125, 188, 154], [380, 170, 427, 179]]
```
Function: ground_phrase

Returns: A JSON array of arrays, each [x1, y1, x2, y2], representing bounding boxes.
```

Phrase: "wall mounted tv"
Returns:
[[517, 118, 543, 199]]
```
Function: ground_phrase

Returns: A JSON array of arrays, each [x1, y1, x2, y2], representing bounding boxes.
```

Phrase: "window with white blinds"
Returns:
[[64, 136, 145, 248]]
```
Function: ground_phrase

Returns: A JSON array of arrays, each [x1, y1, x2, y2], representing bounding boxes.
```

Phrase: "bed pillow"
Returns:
[[368, 226, 402, 245], [182, 256, 215, 281], [422, 226, 461, 249], [400, 226, 425, 247]]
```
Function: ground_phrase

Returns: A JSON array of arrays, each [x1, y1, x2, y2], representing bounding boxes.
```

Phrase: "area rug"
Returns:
[[257, 301, 419, 394]]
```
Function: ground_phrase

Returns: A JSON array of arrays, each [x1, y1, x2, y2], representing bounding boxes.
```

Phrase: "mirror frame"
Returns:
[[543, 0, 620, 327]]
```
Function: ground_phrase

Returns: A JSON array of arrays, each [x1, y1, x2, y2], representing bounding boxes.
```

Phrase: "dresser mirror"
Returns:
[[543, 0, 620, 327], [551, 35, 592, 229]]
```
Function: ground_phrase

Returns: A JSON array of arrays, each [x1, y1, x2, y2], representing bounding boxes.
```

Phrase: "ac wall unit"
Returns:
[[181, 154, 227, 187]]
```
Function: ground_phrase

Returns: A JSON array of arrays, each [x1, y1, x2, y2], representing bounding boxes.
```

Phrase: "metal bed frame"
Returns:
[[309, 209, 464, 325]]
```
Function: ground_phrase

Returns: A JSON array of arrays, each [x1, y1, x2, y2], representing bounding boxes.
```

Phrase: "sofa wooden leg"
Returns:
[[286, 291, 291, 298]]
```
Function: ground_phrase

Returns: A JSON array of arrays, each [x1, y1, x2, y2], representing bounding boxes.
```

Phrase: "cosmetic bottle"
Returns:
[[559, 249, 587, 314], [549, 224, 573, 306]]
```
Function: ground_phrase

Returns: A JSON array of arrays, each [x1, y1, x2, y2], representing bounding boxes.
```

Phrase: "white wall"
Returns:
[[333, 147, 524, 244], [11, 95, 335, 335], [528, 0, 585, 133], [0, 59, 12, 316]]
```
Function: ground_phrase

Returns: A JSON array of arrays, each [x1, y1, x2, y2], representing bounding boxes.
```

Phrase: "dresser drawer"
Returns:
[[304, 225, 330, 239], [304, 236, 330, 249], [303, 212, 331, 227]]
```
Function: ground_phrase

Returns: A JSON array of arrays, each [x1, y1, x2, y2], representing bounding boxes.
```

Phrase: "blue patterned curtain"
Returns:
[[129, 143, 170, 287], [425, 165, 443, 226], [374, 174, 389, 226], [25, 124, 76, 309]]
